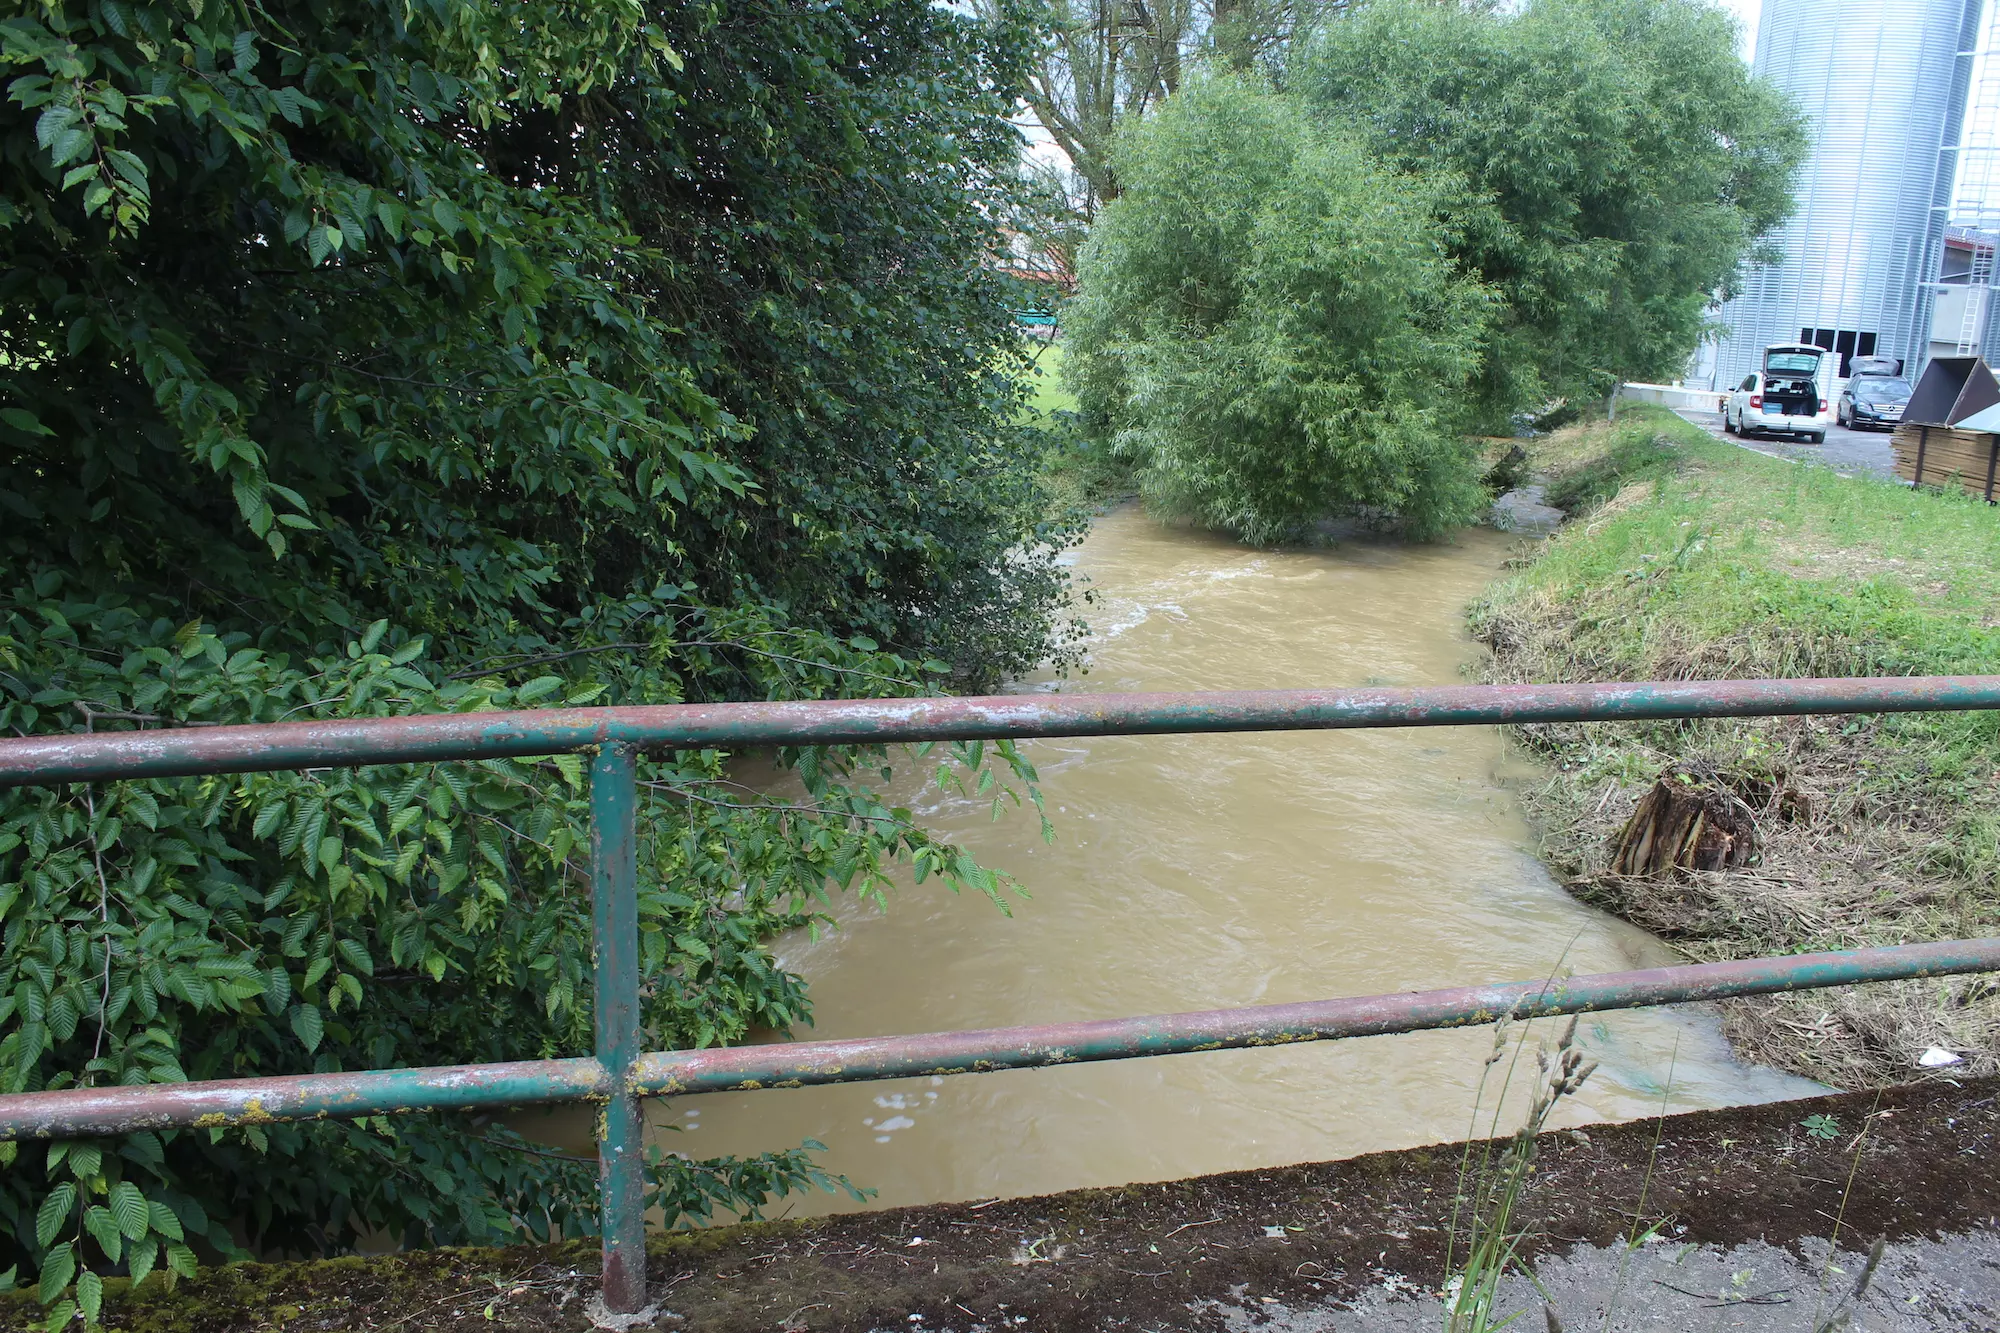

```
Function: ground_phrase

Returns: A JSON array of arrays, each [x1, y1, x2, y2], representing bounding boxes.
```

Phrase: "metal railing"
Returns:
[[5, 675, 2000, 1312]]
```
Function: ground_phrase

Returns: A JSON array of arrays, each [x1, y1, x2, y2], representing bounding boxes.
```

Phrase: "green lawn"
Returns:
[[1013, 338, 1131, 513], [1489, 406, 2000, 683], [1018, 339, 1075, 421]]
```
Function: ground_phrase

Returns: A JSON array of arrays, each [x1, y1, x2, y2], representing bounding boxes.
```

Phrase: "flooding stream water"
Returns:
[[530, 505, 1821, 1218]]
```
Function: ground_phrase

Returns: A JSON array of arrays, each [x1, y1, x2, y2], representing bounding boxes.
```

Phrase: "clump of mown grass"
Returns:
[[1473, 405, 2000, 1088]]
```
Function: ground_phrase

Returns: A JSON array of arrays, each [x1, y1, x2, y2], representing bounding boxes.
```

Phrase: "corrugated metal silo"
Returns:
[[1710, 0, 1984, 392]]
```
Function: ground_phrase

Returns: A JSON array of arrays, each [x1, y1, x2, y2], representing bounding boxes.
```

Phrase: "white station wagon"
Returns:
[[1722, 343, 1830, 445]]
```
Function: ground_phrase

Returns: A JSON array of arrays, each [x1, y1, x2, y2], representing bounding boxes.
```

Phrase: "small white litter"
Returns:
[[1919, 1047, 1963, 1067]]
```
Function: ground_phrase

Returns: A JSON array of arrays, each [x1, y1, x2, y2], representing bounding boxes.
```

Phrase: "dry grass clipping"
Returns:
[[1480, 569, 2000, 1091]]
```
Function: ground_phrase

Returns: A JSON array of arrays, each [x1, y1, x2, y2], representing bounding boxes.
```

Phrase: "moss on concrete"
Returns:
[[28, 1078, 2000, 1332]]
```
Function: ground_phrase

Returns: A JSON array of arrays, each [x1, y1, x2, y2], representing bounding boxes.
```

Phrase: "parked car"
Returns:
[[1723, 344, 1828, 444], [1836, 375, 1911, 430]]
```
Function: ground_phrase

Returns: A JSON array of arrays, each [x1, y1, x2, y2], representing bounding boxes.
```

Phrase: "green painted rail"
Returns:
[[4, 675, 1997, 1313]]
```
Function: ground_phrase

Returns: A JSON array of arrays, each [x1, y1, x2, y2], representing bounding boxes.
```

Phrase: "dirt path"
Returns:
[[52, 1075, 1998, 1331]]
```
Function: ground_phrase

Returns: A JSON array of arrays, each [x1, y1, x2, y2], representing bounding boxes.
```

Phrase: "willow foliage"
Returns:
[[1066, 0, 1803, 539], [1298, 0, 1806, 418], [1064, 77, 1494, 543]]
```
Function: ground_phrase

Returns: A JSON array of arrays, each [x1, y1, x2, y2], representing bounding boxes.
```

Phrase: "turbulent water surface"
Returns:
[[529, 504, 1822, 1218]]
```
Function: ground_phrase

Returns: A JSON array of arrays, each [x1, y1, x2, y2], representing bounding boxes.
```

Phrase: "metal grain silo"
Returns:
[[1709, 0, 1984, 392]]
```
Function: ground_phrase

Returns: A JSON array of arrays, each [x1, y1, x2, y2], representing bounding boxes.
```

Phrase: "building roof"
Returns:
[[1945, 224, 2000, 253]]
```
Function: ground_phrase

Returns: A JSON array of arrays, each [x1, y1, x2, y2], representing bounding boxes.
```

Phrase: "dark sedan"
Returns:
[[1836, 376, 1911, 431]]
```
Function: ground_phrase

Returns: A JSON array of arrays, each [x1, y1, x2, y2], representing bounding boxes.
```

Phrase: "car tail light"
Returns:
[[1819, 398, 1828, 412], [1750, 394, 1762, 408]]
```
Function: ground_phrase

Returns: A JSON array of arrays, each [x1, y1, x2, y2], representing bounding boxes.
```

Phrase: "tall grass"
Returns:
[[1443, 1014, 1597, 1332], [1474, 406, 2000, 1087]]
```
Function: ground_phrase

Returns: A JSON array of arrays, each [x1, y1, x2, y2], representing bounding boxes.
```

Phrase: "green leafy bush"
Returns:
[[0, 0, 1064, 1317], [1063, 77, 1494, 543]]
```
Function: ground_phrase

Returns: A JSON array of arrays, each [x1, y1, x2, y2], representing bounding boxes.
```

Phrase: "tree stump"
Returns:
[[1610, 775, 1761, 876]]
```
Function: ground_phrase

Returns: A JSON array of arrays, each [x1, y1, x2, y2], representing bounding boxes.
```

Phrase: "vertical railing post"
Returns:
[[591, 742, 647, 1312]]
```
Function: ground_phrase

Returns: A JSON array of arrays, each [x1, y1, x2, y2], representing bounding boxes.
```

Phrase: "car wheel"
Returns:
[[1723, 409, 1736, 434], [1808, 433, 1825, 445]]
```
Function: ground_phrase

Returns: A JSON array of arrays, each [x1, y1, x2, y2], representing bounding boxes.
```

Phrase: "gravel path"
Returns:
[[1673, 409, 1898, 480]]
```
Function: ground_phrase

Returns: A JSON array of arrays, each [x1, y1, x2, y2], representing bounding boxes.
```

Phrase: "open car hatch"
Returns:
[[1763, 344, 1825, 378]]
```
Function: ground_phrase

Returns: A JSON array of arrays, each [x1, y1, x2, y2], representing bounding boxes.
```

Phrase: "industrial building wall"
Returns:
[[1710, 0, 1983, 392], [1942, 0, 2000, 365]]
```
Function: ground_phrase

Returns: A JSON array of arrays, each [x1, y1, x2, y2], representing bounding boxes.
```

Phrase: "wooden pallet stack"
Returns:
[[1890, 355, 2000, 501], [1891, 422, 2000, 499]]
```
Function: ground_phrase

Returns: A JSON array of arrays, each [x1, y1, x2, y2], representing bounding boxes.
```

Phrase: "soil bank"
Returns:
[[49, 1074, 1999, 1331]]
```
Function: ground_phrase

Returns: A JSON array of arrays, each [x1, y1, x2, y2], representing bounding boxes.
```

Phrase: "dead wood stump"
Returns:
[[1610, 774, 1761, 876]]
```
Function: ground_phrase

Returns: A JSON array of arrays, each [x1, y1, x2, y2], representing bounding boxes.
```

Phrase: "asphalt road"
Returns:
[[1673, 408, 1897, 479]]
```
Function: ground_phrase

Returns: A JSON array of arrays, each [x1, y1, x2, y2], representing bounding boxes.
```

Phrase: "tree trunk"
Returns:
[[1610, 775, 1760, 876]]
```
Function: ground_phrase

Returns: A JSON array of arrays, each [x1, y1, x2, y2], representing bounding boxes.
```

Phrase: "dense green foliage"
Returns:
[[1298, 0, 1805, 418], [1063, 0, 1803, 539], [0, 0, 1067, 1318], [1062, 77, 1493, 542]]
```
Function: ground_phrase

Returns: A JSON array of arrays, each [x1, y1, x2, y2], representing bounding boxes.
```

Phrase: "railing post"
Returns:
[[591, 742, 647, 1312]]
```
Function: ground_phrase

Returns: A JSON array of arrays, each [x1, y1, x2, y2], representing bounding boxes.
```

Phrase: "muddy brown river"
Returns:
[[530, 505, 1821, 1218]]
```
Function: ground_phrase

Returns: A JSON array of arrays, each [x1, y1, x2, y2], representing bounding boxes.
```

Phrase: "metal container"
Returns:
[[1711, 0, 1984, 391]]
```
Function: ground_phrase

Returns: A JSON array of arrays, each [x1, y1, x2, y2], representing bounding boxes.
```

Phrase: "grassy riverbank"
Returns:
[[1474, 405, 2000, 1088], [1020, 341, 1135, 513]]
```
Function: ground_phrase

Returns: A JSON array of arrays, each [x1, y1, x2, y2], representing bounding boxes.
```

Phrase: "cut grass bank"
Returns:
[[1473, 405, 2000, 1088]]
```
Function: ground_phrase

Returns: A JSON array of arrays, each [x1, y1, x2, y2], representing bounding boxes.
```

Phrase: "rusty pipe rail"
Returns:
[[627, 936, 2000, 1097], [5, 674, 2000, 786], [0, 1058, 612, 1140], [7, 675, 2000, 1311], [2, 938, 1993, 1143]]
